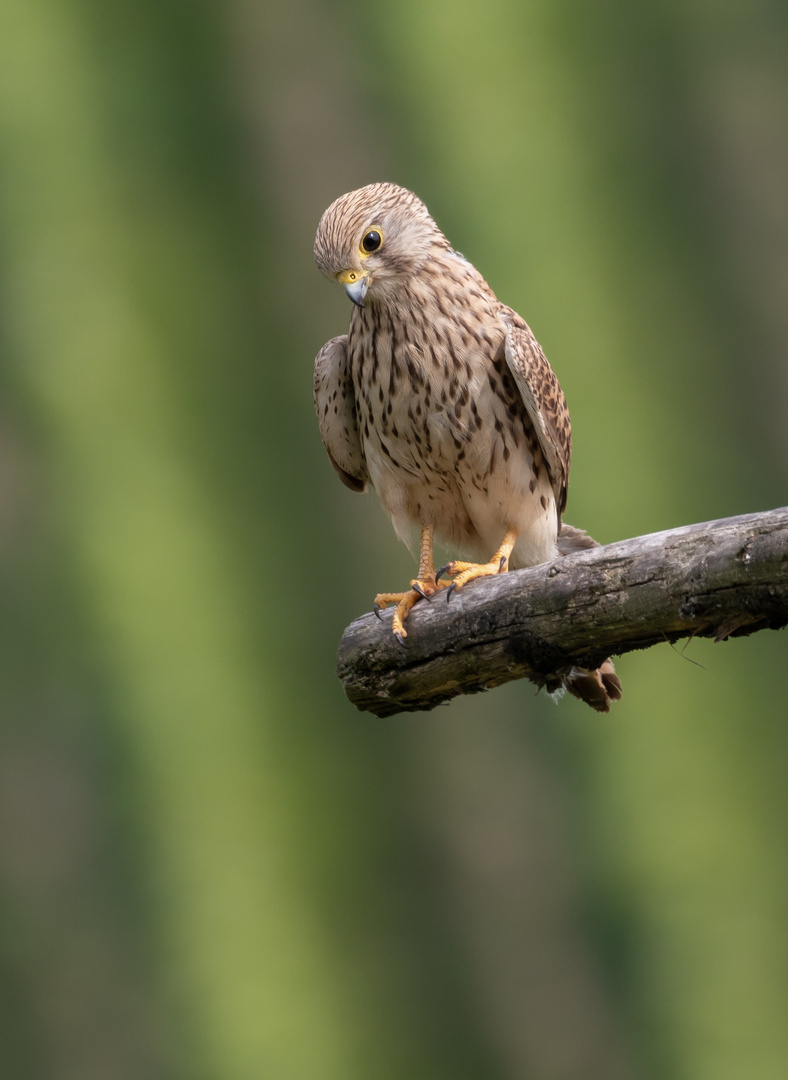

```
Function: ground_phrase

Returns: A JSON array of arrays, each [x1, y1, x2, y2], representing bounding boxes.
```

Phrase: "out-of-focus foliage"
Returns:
[[0, 1, 786, 1078]]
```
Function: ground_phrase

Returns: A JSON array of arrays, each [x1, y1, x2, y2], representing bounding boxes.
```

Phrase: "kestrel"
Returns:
[[313, 183, 621, 711]]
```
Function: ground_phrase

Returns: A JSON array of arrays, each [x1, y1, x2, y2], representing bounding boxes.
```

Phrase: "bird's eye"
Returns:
[[360, 229, 382, 254]]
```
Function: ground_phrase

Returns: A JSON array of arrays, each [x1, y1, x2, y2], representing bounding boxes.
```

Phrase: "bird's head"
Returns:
[[314, 182, 449, 307]]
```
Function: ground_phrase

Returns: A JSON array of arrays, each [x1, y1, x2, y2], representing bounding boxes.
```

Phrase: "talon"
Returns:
[[369, 524, 458, 642], [373, 603, 384, 621], [499, 555, 507, 571], [436, 563, 452, 581], [446, 582, 456, 602]]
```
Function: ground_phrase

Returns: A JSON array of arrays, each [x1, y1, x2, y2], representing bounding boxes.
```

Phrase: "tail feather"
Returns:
[[555, 523, 622, 713], [556, 522, 598, 555], [565, 659, 622, 713]]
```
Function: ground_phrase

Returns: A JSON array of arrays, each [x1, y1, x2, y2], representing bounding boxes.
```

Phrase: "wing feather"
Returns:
[[313, 336, 368, 493], [498, 305, 572, 516]]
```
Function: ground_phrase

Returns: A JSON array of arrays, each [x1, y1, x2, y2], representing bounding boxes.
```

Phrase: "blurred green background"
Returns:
[[0, 1, 787, 1077]]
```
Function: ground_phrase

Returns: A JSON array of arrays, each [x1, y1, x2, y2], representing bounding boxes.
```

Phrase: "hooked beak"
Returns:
[[338, 269, 369, 308]]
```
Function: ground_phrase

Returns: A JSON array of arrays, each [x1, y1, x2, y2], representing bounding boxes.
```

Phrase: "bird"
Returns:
[[313, 182, 621, 712]]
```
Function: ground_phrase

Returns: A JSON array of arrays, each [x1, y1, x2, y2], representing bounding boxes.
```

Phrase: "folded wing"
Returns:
[[499, 306, 572, 520], [314, 335, 368, 493]]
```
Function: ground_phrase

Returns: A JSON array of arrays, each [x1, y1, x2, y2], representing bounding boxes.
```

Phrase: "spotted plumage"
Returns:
[[314, 182, 621, 711]]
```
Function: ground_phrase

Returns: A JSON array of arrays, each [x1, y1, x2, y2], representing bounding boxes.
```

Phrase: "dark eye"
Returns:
[[361, 230, 382, 253]]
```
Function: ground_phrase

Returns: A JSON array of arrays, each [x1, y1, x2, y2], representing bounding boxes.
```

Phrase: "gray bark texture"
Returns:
[[337, 508, 788, 717]]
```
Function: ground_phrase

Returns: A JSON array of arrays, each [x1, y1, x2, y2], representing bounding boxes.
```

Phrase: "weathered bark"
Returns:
[[337, 508, 788, 717]]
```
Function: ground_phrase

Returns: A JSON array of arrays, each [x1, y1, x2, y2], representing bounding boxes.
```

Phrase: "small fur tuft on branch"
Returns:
[[337, 508, 788, 718]]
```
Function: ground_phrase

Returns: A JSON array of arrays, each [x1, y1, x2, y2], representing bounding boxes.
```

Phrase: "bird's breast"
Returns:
[[349, 314, 493, 473], [346, 296, 552, 558]]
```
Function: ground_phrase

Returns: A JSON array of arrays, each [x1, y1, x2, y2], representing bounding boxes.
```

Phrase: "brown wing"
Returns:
[[498, 305, 572, 517], [314, 335, 369, 493]]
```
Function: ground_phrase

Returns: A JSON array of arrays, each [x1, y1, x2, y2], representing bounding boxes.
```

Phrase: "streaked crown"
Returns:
[[313, 182, 450, 281]]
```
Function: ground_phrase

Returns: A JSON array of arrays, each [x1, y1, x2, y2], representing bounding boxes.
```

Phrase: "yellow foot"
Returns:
[[437, 526, 519, 600], [373, 577, 446, 644], [437, 556, 509, 599]]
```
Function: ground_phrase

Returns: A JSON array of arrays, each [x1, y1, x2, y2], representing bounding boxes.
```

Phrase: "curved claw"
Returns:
[[373, 603, 384, 621], [411, 581, 433, 601], [394, 631, 407, 648], [499, 555, 508, 572], [446, 582, 456, 602], [436, 563, 452, 581]]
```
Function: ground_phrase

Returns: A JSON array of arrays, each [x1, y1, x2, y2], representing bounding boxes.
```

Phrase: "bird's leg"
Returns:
[[437, 527, 519, 600], [373, 524, 447, 642]]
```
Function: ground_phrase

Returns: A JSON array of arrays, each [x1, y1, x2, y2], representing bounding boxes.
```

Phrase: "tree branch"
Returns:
[[336, 507, 788, 717]]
